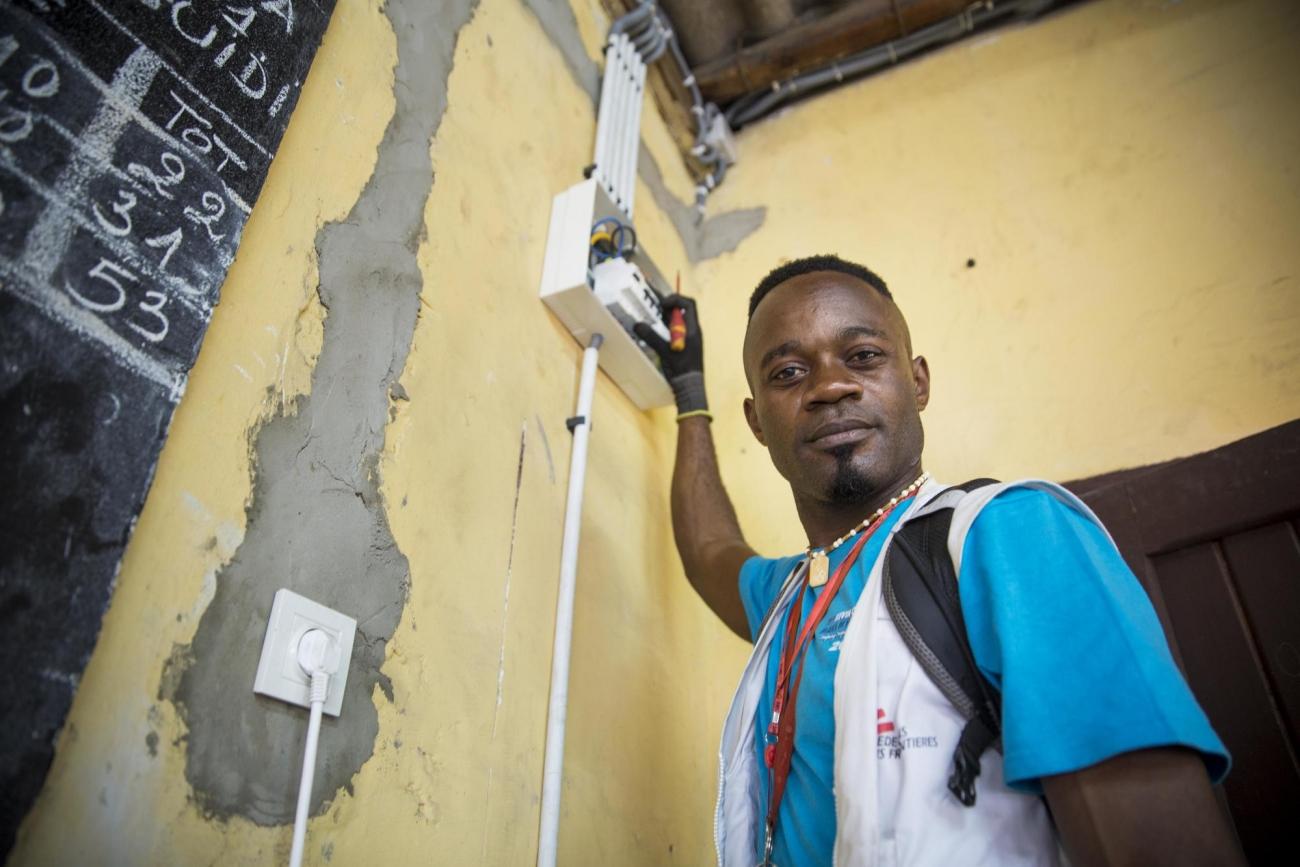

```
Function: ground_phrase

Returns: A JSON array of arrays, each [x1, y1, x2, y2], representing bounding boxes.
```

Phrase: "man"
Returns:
[[633, 255, 1242, 867]]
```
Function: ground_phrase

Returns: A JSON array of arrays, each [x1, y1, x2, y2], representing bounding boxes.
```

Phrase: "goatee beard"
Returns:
[[826, 447, 873, 504]]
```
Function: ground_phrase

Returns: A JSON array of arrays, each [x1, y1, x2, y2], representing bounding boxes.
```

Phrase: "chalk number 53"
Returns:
[[65, 258, 170, 343]]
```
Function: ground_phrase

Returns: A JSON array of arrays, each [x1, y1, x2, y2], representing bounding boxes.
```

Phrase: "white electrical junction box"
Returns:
[[539, 179, 674, 410]]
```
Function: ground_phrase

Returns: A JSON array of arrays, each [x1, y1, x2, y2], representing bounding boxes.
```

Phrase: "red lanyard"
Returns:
[[762, 502, 903, 858]]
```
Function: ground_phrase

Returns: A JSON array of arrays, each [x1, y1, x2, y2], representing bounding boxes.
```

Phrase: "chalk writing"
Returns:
[[0, 0, 337, 852], [2, 0, 333, 380]]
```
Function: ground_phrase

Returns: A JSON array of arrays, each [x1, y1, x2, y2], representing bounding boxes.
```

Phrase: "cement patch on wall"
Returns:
[[162, 0, 478, 824]]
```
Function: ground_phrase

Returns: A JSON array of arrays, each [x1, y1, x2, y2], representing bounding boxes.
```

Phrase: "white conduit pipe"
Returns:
[[629, 54, 646, 212], [592, 35, 619, 193], [537, 334, 603, 867], [617, 35, 639, 211], [604, 35, 630, 196], [606, 36, 631, 211], [622, 56, 646, 217]]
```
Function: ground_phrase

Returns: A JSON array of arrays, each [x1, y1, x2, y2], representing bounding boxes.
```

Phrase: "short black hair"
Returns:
[[749, 254, 891, 319]]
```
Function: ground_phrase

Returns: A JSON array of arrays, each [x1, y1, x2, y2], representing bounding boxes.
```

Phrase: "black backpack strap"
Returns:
[[883, 478, 1001, 807]]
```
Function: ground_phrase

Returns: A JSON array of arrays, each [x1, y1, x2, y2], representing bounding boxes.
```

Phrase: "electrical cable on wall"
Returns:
[[252, 590, 357, 867], [589, 216, 638, 267], [288, 629, 340, 867], [595, 1, 736, 222], [535, 7, 706, 866], [723, 0, 1059, 129]]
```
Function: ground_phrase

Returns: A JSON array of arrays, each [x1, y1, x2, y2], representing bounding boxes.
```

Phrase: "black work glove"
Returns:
[[633, 294, 708, 415]]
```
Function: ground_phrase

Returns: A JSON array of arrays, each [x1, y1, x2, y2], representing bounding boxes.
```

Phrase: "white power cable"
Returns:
[[289, 629, 335, 867]]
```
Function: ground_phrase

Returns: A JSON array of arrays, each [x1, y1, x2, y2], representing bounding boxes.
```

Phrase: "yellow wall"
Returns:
[[11, 0, 1300, 865], [699, 0, 1300, 555], [12, 0, 747, 864]]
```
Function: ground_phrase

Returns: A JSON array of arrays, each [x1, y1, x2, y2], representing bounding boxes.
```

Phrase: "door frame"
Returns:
[[1065, 418, 1300, 861]]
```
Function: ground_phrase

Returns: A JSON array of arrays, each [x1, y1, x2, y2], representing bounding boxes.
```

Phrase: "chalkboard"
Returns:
[[0, 0, 337, 852]]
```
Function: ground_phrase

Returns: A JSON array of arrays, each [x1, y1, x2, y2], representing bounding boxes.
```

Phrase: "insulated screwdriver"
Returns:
[[670, 272, 687, 351]]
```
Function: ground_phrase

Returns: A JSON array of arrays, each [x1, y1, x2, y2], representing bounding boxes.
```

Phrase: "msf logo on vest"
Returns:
[[876, 709, 940, 760]]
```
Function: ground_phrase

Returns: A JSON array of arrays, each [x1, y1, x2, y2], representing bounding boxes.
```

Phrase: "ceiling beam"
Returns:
[[693, 0, 977, 104]]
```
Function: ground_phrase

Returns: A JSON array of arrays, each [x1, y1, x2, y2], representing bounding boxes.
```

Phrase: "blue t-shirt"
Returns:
[[738, 487, 1229, 867]]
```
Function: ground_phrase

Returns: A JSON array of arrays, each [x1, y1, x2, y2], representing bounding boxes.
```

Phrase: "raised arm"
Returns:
[[1044, 747, 1246, 867], [672, 416, 755, 639], [636, 296, 755, 640]]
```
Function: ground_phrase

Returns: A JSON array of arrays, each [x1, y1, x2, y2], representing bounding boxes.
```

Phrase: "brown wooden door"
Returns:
[[1068, 420, 1300, 866]]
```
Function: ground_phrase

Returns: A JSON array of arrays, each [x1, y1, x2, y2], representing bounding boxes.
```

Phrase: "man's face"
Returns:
[[742, 271, 930, 506]]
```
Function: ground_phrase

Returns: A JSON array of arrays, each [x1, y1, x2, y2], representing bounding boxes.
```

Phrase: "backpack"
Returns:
[[882, 478, 1001, 807]]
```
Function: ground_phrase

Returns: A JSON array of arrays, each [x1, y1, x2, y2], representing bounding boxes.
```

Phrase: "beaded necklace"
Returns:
[[804, 471, 930, 587]]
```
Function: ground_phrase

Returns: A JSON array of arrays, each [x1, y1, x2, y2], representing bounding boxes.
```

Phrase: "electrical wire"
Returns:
[[726, 0, 1045, 129], [606, 1, 734, 220], [589, 217, 637, 267], [288, 630, 335, 867], [613, 223, 637, 256]]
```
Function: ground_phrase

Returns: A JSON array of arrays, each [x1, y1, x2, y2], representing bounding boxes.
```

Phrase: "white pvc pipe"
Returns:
[[615, 43, 638, 217], [537, 334, 603, 867], [606, 36, 630, 209], [289, 670, 328, 867], [597, 39, 618, 198], [616, 35, 637, 210], [623, 56, 646, 218], [592, 35, 619, 190]]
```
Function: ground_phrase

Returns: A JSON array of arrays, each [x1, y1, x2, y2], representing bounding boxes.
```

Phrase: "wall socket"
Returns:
[[253, 589, 356, 717]]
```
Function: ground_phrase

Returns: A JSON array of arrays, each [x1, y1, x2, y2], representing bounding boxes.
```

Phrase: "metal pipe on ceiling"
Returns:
[[725, 0, 1053, 128], [740, 0, 798, 39], [696, 0, 983, 104], [658, 0, 747, 68]]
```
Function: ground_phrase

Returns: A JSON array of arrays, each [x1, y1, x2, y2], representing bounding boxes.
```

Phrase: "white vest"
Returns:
[[715, 479, 1111, 866]]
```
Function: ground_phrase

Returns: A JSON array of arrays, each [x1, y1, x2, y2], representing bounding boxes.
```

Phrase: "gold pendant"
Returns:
[[809, 552, 829, 588]]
